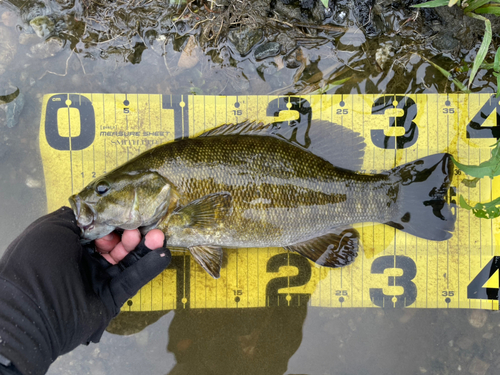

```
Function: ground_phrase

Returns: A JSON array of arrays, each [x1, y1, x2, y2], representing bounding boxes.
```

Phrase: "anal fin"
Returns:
[[189, 245, 223, 279], [284, 227, 359, 268]]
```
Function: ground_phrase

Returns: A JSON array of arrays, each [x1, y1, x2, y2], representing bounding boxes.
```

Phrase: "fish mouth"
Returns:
[[69, 194, 96, 233]]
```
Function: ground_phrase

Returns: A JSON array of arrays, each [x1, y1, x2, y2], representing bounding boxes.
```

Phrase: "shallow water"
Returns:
[[1, 1, 500, 374]]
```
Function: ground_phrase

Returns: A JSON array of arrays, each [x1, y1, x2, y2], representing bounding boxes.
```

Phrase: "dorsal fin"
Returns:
[[199, 120, 274, 137], [199, 119, 366, 171]]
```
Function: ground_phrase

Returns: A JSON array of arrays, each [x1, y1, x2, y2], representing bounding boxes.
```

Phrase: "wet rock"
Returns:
[[431, 33, 459, 52], [468, 357, 490, 375], [0, 26, 17, 75], [178, 35, 201, 69], [29, 15, 55, 38], [228, 26, 263, 56], [375, 42, 395, 70], [4, 92, 25, 128], [468, 309, 488, 328], [456, 335, 474, 350], [254, 42, 281, 60], [29, 38, 64, 59], [276, 33, 295, 54]]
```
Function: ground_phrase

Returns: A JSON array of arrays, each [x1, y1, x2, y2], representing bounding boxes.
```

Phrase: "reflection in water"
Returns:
[[107, 308, 307, 375]]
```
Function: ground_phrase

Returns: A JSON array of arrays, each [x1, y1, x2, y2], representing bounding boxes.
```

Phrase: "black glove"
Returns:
[[0, 207, 171, 375]]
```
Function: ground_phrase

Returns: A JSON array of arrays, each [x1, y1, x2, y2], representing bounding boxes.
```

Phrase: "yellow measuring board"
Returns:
[[39, 93, 500, 311]]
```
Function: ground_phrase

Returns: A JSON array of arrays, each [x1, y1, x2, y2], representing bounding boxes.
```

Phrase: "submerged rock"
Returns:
[[228, 26, 263, 56], [254, 42, 281, 60], [375, 42, 395, 70], [4, 92, 25, 128], [29, 37, 64, 59], [431, 33, 459, 52], [29, 15, 55, 38]]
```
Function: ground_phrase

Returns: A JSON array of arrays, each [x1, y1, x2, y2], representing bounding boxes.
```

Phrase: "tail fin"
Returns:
[[385, 153, 455, 241]]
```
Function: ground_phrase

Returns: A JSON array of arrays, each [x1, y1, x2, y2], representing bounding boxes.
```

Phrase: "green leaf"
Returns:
[[475, 5, 500, 14], [464, 0, 492, 12], [412, 0, 448, 7], [320, 0, 329, 7], [494, 46, 500, 72], [459, 195, 500, 219], [468, 18, 492, 89], [459, 195, 474, 210], [495, 71, 500, 97], [449, 0, 459, 6], [451, 139, 500, 178]]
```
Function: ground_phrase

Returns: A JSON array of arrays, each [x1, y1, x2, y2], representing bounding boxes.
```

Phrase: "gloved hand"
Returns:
[[0, 207, 171, 375]]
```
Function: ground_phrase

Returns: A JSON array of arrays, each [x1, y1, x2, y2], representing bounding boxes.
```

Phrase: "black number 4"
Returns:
[[467, 256, 500, 300]]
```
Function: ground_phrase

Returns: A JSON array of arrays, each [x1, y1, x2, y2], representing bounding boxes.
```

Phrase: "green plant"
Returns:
[[413, 0, 498, 91], [453, 139, 500, 218]]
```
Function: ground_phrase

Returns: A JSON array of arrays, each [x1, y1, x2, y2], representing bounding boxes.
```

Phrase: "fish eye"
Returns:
[[95, 181, 110, 195]]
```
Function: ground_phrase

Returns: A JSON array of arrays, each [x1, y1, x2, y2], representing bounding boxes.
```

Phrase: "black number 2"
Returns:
[[265, 253, 311, 306]]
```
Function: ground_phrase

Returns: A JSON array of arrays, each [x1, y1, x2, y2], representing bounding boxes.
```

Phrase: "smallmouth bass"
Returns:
[[69, 120, 455, 278]]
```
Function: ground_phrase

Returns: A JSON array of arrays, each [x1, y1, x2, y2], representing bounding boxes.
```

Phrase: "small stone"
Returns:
[[482, 332, 493, 339], [26, 176, 42, 188], [177, 35, 200, 69], [1, 11, 18, 27], [276, 33, 295, 54], [29, 15, 55, 38], [5, 92, 25, 128], [375, 42, 395, 70], [419, 367, 427, 373], [457, 336, 474, 350], [468, 357, 490, 375], [228, 26, 263, 56], [254, 42, 281, 61], [29, 38, 64, 59], [468, 310, 488, 328]]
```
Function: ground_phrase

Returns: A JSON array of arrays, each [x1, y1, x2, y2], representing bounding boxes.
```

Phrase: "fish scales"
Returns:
[[134, 135, 397, 248]]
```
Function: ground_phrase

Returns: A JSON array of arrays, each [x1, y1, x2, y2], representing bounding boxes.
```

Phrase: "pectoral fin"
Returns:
[[172, 192, 232, 229], [284, 227, 359, 268], [189, 245, 223, 279]]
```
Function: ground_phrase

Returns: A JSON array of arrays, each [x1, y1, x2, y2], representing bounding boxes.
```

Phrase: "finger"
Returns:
[[95, 232, 120, 253], [121, 229, 141, 252], [144, 229, 165, 250], [109, 242, 130, 264]]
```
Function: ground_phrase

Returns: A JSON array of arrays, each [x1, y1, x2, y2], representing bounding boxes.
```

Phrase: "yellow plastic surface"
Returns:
[[39, 93, 500, 310]]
